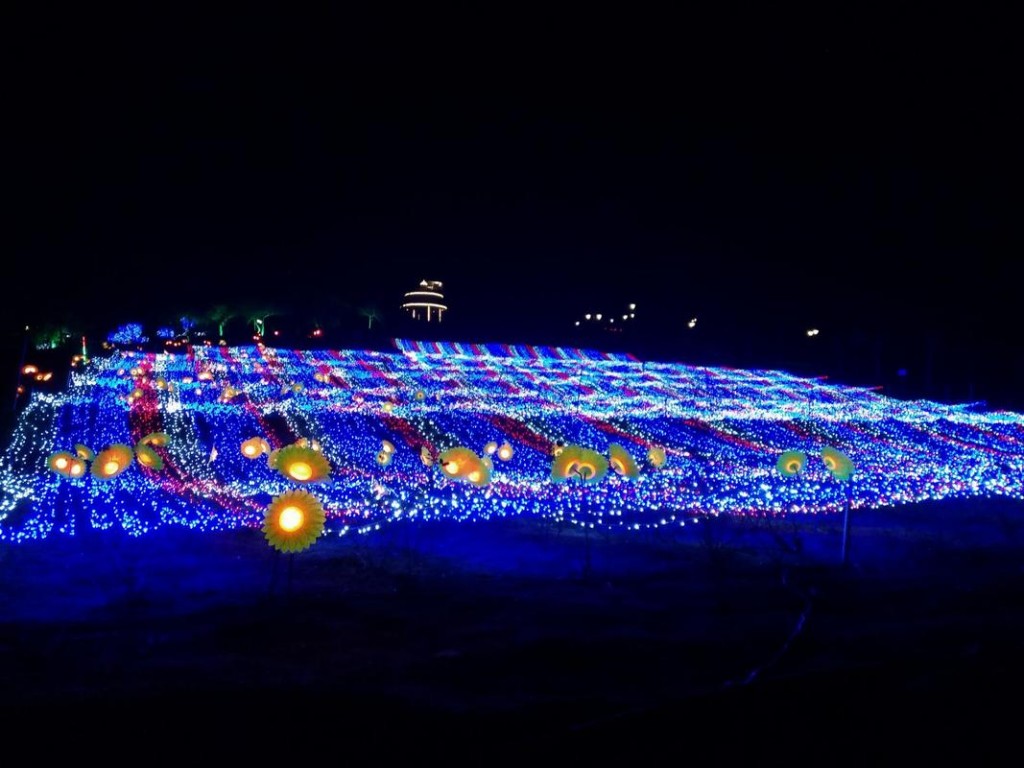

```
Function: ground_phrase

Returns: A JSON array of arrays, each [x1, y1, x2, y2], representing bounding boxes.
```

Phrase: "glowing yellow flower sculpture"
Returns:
[[67, 458, 87, 478], [47, 451, 77, 477], [74, 443, 95, 461], [608, 443, 640, 478], [91, 443, 135, 479], [263, 489, 326, 554], [274, 444, 331, 483], [822, 446, 855, 481], [776, 450, 807, 477], [240, 437, 265, 459], [414, 389, 426, 402], [438, 446, 489, 485], [647, 446, 667, 468], [377, 449, 393, 467], [483, 441, 498, 456], [550, 445, 609, 484], [134, 443, 165, 471], [497, 442, 514, 462], [465, 459, 492, 487], [439, 447, 479, 478], [140, 432, 170, 447]]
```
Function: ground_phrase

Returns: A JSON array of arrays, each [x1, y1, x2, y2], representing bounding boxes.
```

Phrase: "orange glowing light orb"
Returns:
[[54, 456, 69, 470], [69, 461, 85, 477], [497, 443, 513, 461], [288, 462, 313, 481], [243, 444, 260, 457], [278, 506, 304, 532], [444, 461, 460, 475]]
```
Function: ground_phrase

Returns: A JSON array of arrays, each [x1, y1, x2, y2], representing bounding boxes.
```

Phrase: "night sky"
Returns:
[[5, 8, 1020, 402]]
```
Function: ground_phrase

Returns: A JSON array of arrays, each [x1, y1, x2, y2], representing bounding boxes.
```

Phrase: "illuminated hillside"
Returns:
[[2, 338, 1022, 545]]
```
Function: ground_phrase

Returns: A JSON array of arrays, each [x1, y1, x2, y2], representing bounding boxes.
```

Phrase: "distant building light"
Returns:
[[628, 303, 636, 311], [402, 279, 447, 322], [807, 328, 820, 336], [688, 317, 698, 329]]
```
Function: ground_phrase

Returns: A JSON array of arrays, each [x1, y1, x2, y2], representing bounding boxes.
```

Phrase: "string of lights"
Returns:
[[1, 339, 1022, 545]]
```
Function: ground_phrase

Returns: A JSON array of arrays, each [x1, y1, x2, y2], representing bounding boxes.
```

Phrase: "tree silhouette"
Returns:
[[245, 307, 280, 337], [359, 304, 382, 330], [206, 305, 239, 338]]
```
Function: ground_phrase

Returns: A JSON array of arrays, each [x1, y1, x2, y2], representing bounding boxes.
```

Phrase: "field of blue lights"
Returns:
[[2, 338, 1023, 547]]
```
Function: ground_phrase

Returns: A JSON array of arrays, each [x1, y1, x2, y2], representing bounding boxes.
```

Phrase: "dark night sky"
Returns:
[[5, 6, 1021, 392]]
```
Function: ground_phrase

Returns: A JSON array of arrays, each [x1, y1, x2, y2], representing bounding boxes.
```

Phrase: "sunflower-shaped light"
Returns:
[[91, 443, 135, 479], [134, 443, 165, 471], [572, 447, 608, 483], [465, 459, 492, 487], [414, 389, 426, 402], [822, 446, 855, 481], [66, 457, 87, 478], [241, 436, 265, 459], [551, 445, 609, 484], [140, 431, 170, 447], [483, 441, 498, 456], [438, 447, 481, 479], [274, 444, 331, 483], [47, 451, 77, 477], [551, 445, 583, 481], [776, 449, 807, 477], [608, 443, 640, 478], [647, 445, 667, 468], [263, 489, 326, 554], [377, 449, 393, 467], [74, 443, 95, 462], [496, 442, 514, 462]]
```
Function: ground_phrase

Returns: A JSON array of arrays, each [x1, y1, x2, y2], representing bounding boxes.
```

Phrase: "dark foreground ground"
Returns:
[[2, 497, 1023, 761]]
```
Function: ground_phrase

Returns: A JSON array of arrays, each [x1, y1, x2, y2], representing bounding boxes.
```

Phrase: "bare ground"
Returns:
[[2, 498, 1023, 762]]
